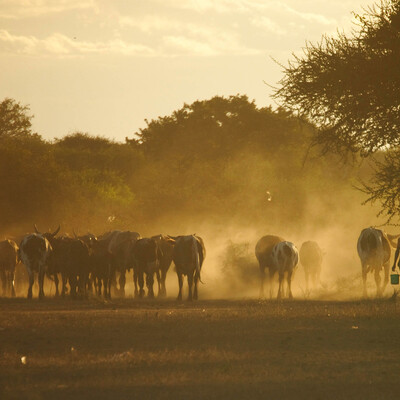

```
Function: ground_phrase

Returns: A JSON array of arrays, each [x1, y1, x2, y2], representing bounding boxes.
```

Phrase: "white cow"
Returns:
[[357, 227, 398, 297], [19, 226, 59, 299], [271, 241, 299, 299]]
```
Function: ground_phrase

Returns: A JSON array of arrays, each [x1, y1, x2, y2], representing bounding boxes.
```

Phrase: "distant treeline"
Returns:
[[0, 95, 375, 237]]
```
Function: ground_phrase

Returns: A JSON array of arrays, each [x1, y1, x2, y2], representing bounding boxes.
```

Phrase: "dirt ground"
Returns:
[[0, 297, 399, 400]]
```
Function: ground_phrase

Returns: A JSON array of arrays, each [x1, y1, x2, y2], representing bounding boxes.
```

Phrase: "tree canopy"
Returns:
[[273, 0, 400, 157], [273, 0, 400, 221]]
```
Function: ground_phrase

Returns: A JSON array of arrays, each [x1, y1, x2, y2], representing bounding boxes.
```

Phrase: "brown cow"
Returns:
[[151, 234, 176, 297], [255, 235, 285, 298], [0, 239, 19, 297], [173, 235, 205, 301], [299, 241, 324, 293]]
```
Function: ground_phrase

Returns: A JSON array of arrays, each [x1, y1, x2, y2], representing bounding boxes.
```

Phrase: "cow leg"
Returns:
[[146, 273, 155, 298], [277, 272, 284, 299], [304, 268, 310, 294], [61, 274, 68, 297], [268, 268, 275, 299], [138, 271, 145, 298], [53, 273, 60, 297], [10, 270, 16, 297], [287, 270, 293, 299], [160, 269, 167, 297], [361, 262, 368, 298], [382, 262, 390, 295], [69, 276, 77, 298], [38, 267, 45, 300], [27, 267, 34, 299], [374, 268, 382, 297], [119, 271, 126, 297], [133, 268, 139, 298], [177, 272, 183, 301], [0, 270, 6, 296], [193, 275, 198, 300], [156, 270, 162, 297], [187, 274, 193, 301], [259, 266, 265, 298]]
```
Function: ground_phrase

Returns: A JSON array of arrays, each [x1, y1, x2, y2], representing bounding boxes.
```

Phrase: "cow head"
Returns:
[[34, 224, 60, 242]]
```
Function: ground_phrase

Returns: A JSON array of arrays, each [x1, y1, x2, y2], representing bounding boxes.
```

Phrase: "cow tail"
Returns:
[[192, 236, 203, 284]]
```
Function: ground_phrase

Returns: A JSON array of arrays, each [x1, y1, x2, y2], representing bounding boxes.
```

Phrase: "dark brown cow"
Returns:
[[255, 235, 285, 298], [100, 230, 141, 296], [47, 236, 90, 298], [151, 234, 176, 297], [73, 232, 97, 293], [132, 238, 163, 298], [0, 239, 19, 297], [173, 235, 205, 301], [90, 238, 114, 299]]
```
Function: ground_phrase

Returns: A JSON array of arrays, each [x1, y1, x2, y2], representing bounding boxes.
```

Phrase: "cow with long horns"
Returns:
[[19, 225, 60, 299]]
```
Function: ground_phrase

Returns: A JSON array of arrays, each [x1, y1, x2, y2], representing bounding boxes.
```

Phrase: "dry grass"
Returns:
[[0, 297, 399, 399]]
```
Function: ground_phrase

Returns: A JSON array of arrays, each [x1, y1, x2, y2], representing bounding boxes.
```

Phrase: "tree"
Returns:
[[273, 0, 400, 219], [273, 0, 400, 156], [0, 98, 34, 138]]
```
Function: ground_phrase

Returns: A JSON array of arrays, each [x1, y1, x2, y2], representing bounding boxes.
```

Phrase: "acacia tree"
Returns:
[[273, 0, 400, 219]]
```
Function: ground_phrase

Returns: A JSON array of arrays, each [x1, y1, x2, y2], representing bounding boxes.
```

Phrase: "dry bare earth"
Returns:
[[0, 298, 399, 400]]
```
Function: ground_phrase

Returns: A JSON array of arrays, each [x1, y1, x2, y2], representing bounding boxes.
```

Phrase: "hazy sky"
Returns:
[[0, 0, 373, 142]]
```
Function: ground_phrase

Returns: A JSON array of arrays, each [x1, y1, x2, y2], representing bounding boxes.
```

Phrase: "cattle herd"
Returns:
[[0, 226, 399, 301]]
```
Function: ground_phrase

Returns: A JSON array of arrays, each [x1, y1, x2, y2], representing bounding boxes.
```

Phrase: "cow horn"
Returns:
[[73, 229, 78, 239], [51, 225, 60, 237], [34, 224, 40, 234]]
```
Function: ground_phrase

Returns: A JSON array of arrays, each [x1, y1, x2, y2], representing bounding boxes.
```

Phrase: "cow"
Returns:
[[132, 238, 163, 298], [299, 241, 324, 293], [73, 231, 97, 293], [90, 238, 114, 299], [151, 234, 176, 297], [100, 230, 141, 296], [0, 239, 19, 297], [271, 241, 299, 299], [48, 236, 90, 298], [392, 236, 400, 273], [357, 227, 399, 297], [19, 225, 59, 299], [255, 235, 285, 298], [173, 235, 205, 301]]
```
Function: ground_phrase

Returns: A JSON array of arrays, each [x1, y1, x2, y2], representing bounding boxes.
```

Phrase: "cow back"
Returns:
[[299, 241, 323, 269], [255, 235, 285, 269], [0, 239, 19, 271]]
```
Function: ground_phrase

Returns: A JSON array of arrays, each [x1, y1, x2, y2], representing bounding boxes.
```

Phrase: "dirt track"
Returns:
[[0, 297, 399, 400]]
